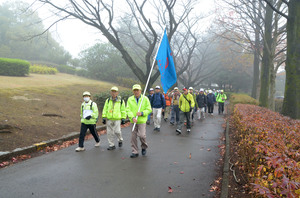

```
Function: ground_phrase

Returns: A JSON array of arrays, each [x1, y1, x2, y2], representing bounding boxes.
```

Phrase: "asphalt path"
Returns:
[[0, 114, 224, 198]]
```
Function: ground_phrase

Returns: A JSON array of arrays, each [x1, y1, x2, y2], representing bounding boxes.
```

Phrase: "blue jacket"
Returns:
[[207, 93, 216, 105], [150, 93, 166, 109]]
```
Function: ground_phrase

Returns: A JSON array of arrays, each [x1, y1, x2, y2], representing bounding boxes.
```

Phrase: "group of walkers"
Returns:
[[75, 84, 227, 159]]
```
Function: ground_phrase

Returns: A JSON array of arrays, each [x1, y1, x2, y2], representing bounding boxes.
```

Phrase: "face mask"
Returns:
[[83, 97, 90, 102]]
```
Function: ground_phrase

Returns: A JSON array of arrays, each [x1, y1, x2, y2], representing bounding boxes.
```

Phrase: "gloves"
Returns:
[[102, 118, 106, 124], [121, 119, 125, 125], [85, 115, 92, 120]]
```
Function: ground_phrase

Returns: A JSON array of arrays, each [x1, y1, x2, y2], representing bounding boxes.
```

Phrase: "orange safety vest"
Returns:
[[164, 93, 172, 106]]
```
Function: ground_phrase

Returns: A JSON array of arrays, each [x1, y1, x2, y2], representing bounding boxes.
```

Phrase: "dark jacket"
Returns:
[[147, 94, 154, 107], [150, 93, 166, 109], [196, 93, 207, 108], [207, 93, 216, 105]]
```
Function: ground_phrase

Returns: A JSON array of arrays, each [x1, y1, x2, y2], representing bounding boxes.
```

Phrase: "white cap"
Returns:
[[110, 86, 118, 91], [83, 91, 91, 96], [149, 88, 154, 91], [174, 87, 178, 90], [209, 90, 212, 93], [155, 85, 161, 89], [199, 88, 204, 92], [189, 87, 193, 90]]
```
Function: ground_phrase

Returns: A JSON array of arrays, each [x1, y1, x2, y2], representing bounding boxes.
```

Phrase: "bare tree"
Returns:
[[33, 0, 196, 88]]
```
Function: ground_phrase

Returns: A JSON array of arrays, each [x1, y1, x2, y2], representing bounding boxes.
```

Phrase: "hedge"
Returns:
[[30, 65, 58, 75], [76, 69, 90, 78], [56, 65, 76, 75], [231, 104, 300, 197], [0, 57, 30, 76], [94, 90, 133, 110]]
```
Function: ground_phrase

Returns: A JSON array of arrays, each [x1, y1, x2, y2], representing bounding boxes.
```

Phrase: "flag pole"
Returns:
[[132, 27, 166, 131]]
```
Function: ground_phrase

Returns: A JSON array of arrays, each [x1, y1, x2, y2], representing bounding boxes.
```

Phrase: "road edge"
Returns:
[[0, 125, 107, 161], [220, 119, 230, 198]]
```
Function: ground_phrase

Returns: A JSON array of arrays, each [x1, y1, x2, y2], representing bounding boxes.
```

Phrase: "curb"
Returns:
[[0, 125, 107, 161], [220, 119, 230, 198]]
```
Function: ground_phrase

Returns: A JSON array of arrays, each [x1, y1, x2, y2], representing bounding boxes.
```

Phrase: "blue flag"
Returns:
[[156, 30, 177, 93]]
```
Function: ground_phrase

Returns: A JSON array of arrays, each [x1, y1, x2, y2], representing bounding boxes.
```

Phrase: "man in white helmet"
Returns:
[[76, 91, 100, 152]]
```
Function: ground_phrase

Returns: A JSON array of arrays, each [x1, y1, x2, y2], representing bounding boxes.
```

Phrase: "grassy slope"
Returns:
[[0, 73, 127, 151]]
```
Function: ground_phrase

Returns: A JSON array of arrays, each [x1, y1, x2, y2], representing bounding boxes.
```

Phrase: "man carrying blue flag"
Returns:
[[156, 30, 177, 94]]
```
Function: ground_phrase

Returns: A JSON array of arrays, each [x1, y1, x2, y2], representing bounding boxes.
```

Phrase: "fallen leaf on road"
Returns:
[[168, 186, 173, 193]]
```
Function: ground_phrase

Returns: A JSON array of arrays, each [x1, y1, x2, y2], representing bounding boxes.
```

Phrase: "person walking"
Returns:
[[207, 90, 216, 115], [176, 87, 195, 134], [102, 86, 126, 150], [163, 91, 172, 122], [150, 86, 166, 132], [169, 87, 181, 125], [126, 84, 152, 158], [75, 91, 100, 152], [196, 88, 207, 119], [216, 90, 227, 114], [146, 88, 154, 125], [188, 87, 198, 123]]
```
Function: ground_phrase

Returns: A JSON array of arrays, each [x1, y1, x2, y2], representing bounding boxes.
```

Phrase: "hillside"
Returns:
[[0, 73, 127, 151]]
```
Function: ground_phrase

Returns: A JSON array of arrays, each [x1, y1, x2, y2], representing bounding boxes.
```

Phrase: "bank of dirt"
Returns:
[[0, 74, 125, 152]]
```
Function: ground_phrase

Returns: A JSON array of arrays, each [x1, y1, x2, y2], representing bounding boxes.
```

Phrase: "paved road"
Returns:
[[0, 114, 224, 198]]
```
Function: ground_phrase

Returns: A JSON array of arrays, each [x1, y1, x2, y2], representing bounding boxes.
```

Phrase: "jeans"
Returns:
[[170, 105, 180, 124], [79, 123, 100, 147], [177, 111, 191, 130], [218, 102, 225, 114], [207, 103, 214, 113]]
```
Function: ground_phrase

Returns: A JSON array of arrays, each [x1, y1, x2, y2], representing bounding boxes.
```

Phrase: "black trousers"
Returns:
[[218, 102, 225, 114], [79, 123, 100, 147], [207, 103, 214, 113]]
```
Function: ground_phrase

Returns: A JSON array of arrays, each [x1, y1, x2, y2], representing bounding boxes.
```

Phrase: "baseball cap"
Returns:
[[149, 88, 154, 91], [155, 85, 161, 89], [208, 90, 212, 93], [199, 88, 204, 92], [111, 86, 118, 91], [189, 87, 193, 90], [174, 87, 178, 90], [132, 84, 142, 90], [182, 87, 188, 91]]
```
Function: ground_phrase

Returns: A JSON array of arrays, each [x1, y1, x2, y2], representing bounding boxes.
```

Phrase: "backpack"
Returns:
[[107, 97, 124, 106]]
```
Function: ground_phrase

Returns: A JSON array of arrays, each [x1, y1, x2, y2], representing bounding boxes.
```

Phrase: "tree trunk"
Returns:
[[282, 0, 300, 119], [269, 68, 276, 110], [251, 1, 261, 99], [259, 1, 274, 108]]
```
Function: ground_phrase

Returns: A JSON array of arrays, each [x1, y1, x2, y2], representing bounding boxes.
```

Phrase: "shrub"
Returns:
[[30, 65, 58, 75], [56, 65, 76, 75], [0, 57, 30, 76], [231, 104, 300, 197], [76, 69, 90, 78], [116, 77, 141, 88], [94, 90, 132, 110]]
